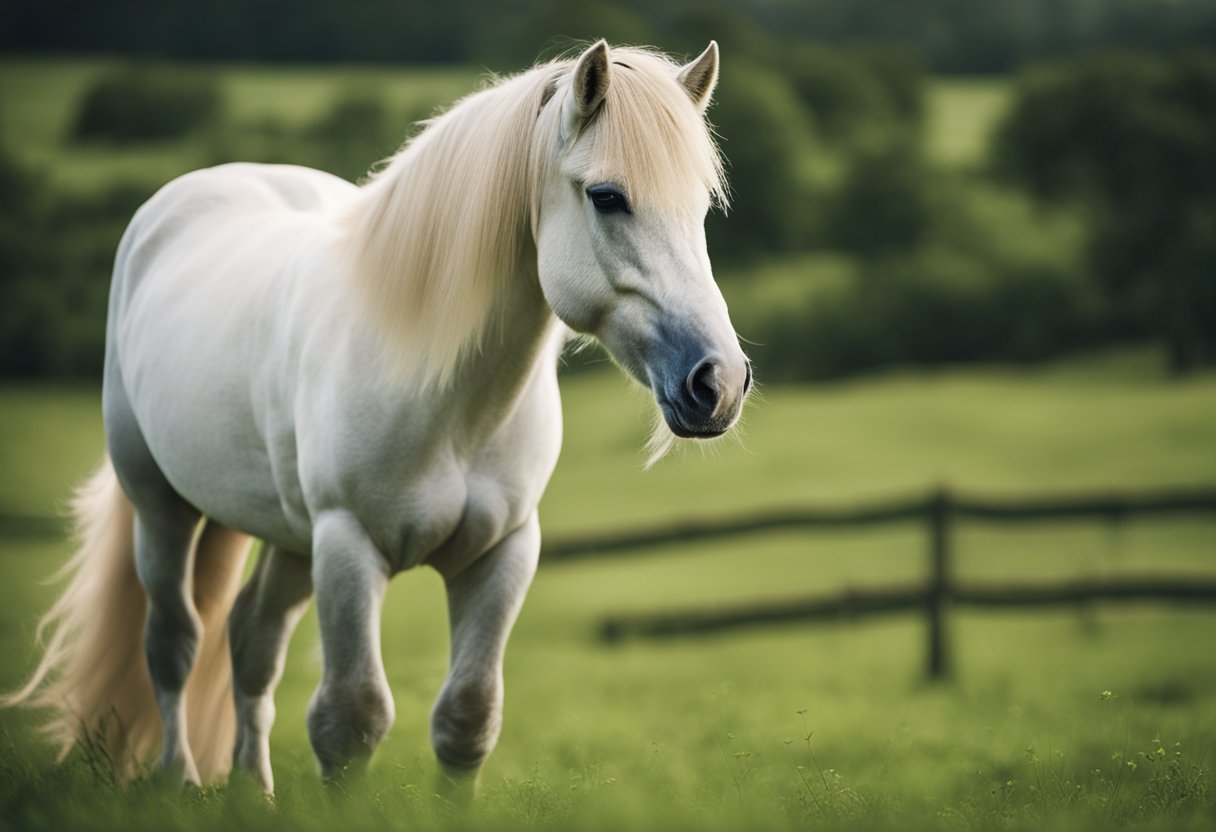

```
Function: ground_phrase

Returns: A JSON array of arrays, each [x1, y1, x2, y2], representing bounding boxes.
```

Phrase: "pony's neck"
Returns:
[[445, 256, 560, 440]]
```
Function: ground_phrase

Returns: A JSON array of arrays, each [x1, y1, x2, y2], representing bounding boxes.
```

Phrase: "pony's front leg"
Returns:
[[431, 514, 540, 791], [306, 512, 395, 780], [229, 544, 313, 793]]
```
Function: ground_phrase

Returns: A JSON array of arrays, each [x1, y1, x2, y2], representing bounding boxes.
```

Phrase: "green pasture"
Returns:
[[2, 353, 1215, 830]]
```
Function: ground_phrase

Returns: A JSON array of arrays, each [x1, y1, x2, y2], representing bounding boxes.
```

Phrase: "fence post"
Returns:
[[927, 488, 952, 681]]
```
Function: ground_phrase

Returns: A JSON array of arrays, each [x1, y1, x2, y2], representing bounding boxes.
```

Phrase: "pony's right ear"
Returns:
[[677, 41, 719, 113], [565, 40, 611, 136]]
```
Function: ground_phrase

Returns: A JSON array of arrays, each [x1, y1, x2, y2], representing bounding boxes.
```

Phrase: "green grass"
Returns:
[[0, 384, 103, 519], [548, 348, 1216, 533], [1, 355, 1215, 830]]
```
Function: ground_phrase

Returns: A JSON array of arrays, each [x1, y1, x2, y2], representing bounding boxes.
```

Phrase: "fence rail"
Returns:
[[7, 488, 1216, 681], [541, 486, 1216, 680], [0, 511, 66, 538], [599, 575, 1216, 636], [541, 487, 1216, 561]]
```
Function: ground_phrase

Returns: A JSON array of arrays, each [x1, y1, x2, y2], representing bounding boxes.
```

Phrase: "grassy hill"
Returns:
[[1, 354, 1214, 830]]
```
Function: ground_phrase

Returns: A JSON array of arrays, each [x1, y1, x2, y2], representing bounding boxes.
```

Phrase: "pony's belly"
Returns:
[[120, 348, 313, 552], [195, 488, 312, 555], [151, 438, 312, 554]]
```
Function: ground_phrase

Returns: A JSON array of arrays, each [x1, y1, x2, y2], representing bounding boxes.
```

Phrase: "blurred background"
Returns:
[[2, 1, 1215, 829], [2, 0, 1216, 378]]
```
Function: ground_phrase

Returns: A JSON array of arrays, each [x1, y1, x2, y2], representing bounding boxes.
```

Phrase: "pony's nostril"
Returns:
[[687, 360, 719, 412], [743, 362, 753, 395]]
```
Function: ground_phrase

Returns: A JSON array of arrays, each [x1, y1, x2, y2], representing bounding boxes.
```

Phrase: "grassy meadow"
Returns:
[[1, 58, 1214, 831], [2, 352, 1216, 831]]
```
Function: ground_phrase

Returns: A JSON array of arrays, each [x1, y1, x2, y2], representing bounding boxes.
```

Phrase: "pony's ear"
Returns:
[[565, 39, 611, 136], [677, 41, 719, 113]]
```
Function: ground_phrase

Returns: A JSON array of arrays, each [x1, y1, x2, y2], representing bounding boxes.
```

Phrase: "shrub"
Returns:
[[204, 90, 435, 183], [994, 50, 1216, 371], [0, 149, 146, 378], [750, 249, 1101, 383], [71, 66, 222, 143], [306, 89, 404, 182], [823, 142, 935, 256], [781, 44, 924, 148], [706, 58, 818, 261], [0, 144, 49, 283]]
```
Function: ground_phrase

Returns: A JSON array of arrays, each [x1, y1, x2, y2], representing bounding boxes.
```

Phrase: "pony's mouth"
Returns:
[[657, 400, 732, 439]]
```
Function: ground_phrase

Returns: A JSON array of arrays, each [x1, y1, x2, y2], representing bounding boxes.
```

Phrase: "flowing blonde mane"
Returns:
[[343, 46, 727, 388]]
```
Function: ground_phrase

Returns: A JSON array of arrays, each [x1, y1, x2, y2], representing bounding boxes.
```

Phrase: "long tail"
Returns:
[[2, 457, 253, 784]]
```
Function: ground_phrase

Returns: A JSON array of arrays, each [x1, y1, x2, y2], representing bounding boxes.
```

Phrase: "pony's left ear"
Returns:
[[677, 41, 719, 113], [564, 40, 611, 138]]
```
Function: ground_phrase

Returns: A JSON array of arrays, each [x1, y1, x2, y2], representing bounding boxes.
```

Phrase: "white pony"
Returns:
[[5, 41, 750, 793]]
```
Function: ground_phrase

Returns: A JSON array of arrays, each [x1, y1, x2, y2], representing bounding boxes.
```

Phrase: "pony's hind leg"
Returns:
[[306, 511, 395, 780], [106, 369, 205, 783], [229, 543, 313, 793], [131, 498, 205, 784], [431, 514, 539, 792]]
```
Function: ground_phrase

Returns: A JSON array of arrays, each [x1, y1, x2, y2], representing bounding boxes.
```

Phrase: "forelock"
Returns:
[[574, 49, 727, 216]]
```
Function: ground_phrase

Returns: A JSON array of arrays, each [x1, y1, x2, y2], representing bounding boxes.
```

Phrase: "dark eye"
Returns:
[[586, 184, 630, 215]]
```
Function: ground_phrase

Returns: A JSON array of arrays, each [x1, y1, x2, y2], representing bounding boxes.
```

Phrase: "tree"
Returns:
[[995, 50, 1216, 371], [705, 58, 818, 260]]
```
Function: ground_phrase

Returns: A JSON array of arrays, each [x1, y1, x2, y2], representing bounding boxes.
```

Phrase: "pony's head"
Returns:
[[348, 41, 750, 453], [533, 41, 751, 451]]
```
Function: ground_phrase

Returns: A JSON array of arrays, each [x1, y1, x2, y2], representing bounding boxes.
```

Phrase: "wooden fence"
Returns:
[[540, 487, 1216, 679]]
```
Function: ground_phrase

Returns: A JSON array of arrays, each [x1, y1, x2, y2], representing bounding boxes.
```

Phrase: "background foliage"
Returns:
[[4, 33, 1215, 378], [6, 0, 1216, 71]]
